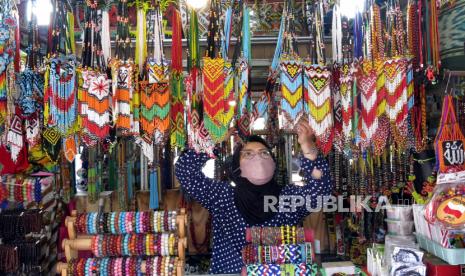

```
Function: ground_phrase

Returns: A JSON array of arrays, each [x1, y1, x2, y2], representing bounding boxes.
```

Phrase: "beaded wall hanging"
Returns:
[[150, 60, 170, 143], [6, 109, 24, 163], [141, 4, 170, 144], [384, 58, 408, 143], [0, 5, 17, 133], [357, 62, 379, 149], [81, 73, 111, 140], [304, 64, 333, 154], [280, 55, 304, 129], [111, 61, 135, 136], [170, 8, 185, 150], [203, 57, 227, 143], [44, 56, 78, 135], [435, 95, 465, 173], [41, 126, 62, 163], [25, 114, 40, 148]]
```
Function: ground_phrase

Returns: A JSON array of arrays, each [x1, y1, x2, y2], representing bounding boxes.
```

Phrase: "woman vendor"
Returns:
[[175, 120, 332, 274]]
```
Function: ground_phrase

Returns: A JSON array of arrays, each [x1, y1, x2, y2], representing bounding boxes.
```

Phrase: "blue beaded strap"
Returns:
[[123, 234, 130, 256], [119, 212, 125, 234], [135, 212, 140, 234], [111, 213, 116, 234]]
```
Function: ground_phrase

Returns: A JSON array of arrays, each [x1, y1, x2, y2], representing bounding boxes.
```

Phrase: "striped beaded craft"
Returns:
[[357, 61, 379, 148], [280, 56, 304, 127], [203, 57, 227, 143], [44, 56, 78, 135], [111, 61, 135, 136], [384, 58, 408, 125], [339, 63, 354, 145], [304, 64, 333, 154], [81, 72, 111, 140]]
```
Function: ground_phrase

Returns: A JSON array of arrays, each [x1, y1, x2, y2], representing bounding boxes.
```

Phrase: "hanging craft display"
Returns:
[[304, 64, 333, 154], [6, 109, 24, 163], [280, 56, 304, 127], [17, 69, 44, 116], [170, 8, 185, 149], [81, 73, 111, 140], [434, 95, 465, 174], [384, 58, 408, 125], [25, 114, 40, 148], [63, 135, 77, 163], [111, 61, 135, 136], [203, 57, 227, 143], [357, 62, 379, 148], [0, 10, 17, 134], [42, 126, 62, 163], [340, 63, 354, 145], [146, 59, 170, 143], [141, 5, 170, 143], [44, 56, 78, 135]]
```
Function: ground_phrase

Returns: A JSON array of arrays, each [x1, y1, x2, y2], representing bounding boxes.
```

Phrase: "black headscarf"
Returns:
[[226, 135, 282, 225]]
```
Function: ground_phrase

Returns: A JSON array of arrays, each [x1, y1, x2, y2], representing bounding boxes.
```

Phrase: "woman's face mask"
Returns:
[[239, 146, 276, 185]]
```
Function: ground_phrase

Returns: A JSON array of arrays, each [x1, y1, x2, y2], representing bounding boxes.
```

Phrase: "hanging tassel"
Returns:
[[135, 7, 147, 73], [67, 11, 75, 55], [101, 9, 111, 64], [332, 4, 342, 64], [149, 168, 159, 209]]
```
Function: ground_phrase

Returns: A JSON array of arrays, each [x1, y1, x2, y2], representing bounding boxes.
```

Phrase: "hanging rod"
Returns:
[[444, 69, 465, 77]]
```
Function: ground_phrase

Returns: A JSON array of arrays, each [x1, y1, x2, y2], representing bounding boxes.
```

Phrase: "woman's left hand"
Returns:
[[296, 120, 318, 158]]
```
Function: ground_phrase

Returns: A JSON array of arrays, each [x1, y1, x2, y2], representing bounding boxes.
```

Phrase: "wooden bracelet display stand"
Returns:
[[56, 209, 187, 275]]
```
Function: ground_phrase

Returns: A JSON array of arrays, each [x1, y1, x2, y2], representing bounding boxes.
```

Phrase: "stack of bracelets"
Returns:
[[242, 243, 314, 264], [91, 233, 178, 257], [75, 211, 177, 234], [0, 209, 43, 241], [243, 226, 318, 276], [0, 177, 42, 204], [247, 226, 307, 245], [66, 256, 178, 275], [245, 263, 319, 276], [0, 237, 44, 274]]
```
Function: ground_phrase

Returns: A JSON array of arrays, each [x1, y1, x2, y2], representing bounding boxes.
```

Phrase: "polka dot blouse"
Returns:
[[175, 149, 332, 274]]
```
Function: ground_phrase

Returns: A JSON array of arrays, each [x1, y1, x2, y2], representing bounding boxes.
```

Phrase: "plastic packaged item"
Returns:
[[424, 182, 465, 229], [385, 219, 414, 236], [390, 263, 426, 276], [386, 205, 413, 221], [384, 235, 418, 268]]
